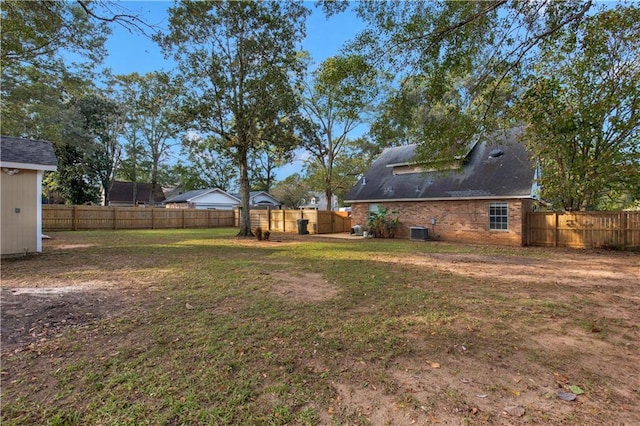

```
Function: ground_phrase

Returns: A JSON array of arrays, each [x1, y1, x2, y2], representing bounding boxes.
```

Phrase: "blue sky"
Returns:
[[102, 2, 365, 182], [104, 2, 364, 75]]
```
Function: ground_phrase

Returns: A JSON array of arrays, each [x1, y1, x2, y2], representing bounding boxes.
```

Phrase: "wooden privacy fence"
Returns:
[[43, 205, 235, 231], [43, 205, 352, 234], [526, 211, 640, 249], [248, 209, 351, 234]]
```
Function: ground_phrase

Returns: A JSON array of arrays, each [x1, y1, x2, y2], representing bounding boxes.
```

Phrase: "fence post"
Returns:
[[182, 209, 186, 229], [113, 207, 117, 230], [152, 208, 156, 230], [554, 212, 558, 247], [267, 206, 272, 231], [281, 210, 285, 233], [73, 205, 78, 231], [621, 212, 628, 249]]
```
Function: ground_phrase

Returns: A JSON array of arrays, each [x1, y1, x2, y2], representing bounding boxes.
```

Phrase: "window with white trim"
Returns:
[[489, 202, 508, 230], [368, 203, 379, 218]]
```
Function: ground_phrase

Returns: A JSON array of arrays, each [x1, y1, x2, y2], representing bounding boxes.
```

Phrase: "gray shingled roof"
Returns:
[[110, 181, 166, 204], [345, 128, 535, 202], [164, 189, 217, 203], [230, 191, 282, 205], [1, 136, 58, 169]]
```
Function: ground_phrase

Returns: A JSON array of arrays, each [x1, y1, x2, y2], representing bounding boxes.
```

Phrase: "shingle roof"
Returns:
[[230, 191, 282, 205], [164, 189, 216, 203], [110, 181, 166, 204], [345, 128, 535, 202], [0, 136, 58, 169]]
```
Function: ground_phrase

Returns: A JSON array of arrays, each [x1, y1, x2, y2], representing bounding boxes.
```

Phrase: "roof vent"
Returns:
[[488, 148, 504, 158]]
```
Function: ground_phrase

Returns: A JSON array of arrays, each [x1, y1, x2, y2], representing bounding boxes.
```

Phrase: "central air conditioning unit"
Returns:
[[410, 226, 429, 241]]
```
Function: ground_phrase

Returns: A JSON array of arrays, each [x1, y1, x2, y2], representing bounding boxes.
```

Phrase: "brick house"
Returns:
[[344, 128, 537, 246]]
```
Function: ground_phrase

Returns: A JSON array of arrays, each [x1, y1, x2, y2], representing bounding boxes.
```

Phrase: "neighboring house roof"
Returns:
[[300, 193, 337, 210], [345, 128, 535, 203], [164, 188, 241, 204], [0, 135, 58, 171], [109, 181, 166, 204], [231, 191, 282, 206]]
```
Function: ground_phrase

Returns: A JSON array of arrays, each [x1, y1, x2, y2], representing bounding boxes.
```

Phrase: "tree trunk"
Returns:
[[237, 151, 253, 236], [102, 178, 112, 206], [150, 159, 159, 204], [133, 181, 138, 206], [325, 187, 333, 211]]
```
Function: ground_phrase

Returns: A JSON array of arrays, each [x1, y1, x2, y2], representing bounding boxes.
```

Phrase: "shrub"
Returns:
[[367, 205, 400, 238]]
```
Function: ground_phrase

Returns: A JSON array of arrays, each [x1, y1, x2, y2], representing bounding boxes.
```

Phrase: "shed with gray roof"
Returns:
[[1, 136, 58, 256]]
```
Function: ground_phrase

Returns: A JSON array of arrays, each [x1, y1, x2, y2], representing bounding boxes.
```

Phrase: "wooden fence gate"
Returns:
[[249, 209, 351, 234]]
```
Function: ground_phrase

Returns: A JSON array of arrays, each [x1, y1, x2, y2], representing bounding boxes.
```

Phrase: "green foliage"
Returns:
[[270, 173, 313, 209], [1, 1, 108, 141], [174, 135, 238, 192], [1, 1, 108, 72], [248, 145, 293, 192], [349, 1, 596, 156], [340, 1, 638, 209], [304, 137, 376, 206], [49, 143, 101, 205], [1, 1, 156, 206], [66, 93, 126, 205], [515, 4, 640, 211], [113, 72, 181, 201], [299, 54, 379, 209], [366, 205, 400, 238], [159, 0, 310, 235]]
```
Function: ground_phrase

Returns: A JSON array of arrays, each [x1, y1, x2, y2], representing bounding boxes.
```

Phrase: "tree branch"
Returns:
[[76, 0, 156, 36]]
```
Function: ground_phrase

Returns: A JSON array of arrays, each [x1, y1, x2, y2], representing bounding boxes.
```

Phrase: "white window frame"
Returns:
[[489, 202, 509, 231], [368, 203, 379, 218]]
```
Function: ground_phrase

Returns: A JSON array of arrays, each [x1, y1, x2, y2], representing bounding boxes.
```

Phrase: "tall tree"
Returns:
[[304, 137, 376, 207], [114, 72, 180, 203], [515, 4, 640, 211], [1, 1, 152, 205], [339, 1, 596, 156], [68, 93, 126, 206], [50, 143, 102, 205], [1, 1, 108, 73], [159, 0, 310, 236], [1, 0, 151, 139], [1, 1, 107, 142], [50, 97, 112, 205], [270, 173, 313, 209], [299, 55, 378, 210], [249, 145, 293, 192], [178, 135, 238, 192]]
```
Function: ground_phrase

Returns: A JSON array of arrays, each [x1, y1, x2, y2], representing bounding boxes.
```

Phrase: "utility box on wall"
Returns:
[[410, 226, 429, 241]]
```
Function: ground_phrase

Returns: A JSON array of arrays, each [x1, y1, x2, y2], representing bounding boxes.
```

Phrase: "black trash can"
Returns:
[[297, 218, 309, 235]]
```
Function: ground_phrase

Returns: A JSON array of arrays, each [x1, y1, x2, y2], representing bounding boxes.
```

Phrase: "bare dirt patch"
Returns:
[[270, 272, 339, 302], [375, 247, 639, 288], [1, 237, 165, 353], [0, 286, 127, 350]]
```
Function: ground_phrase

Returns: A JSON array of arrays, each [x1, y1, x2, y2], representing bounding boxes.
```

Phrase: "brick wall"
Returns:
[[351, 199, 533, 246]]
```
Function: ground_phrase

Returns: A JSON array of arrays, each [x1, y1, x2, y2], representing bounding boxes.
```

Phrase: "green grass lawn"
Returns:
[[1, 229, 638, 425]]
